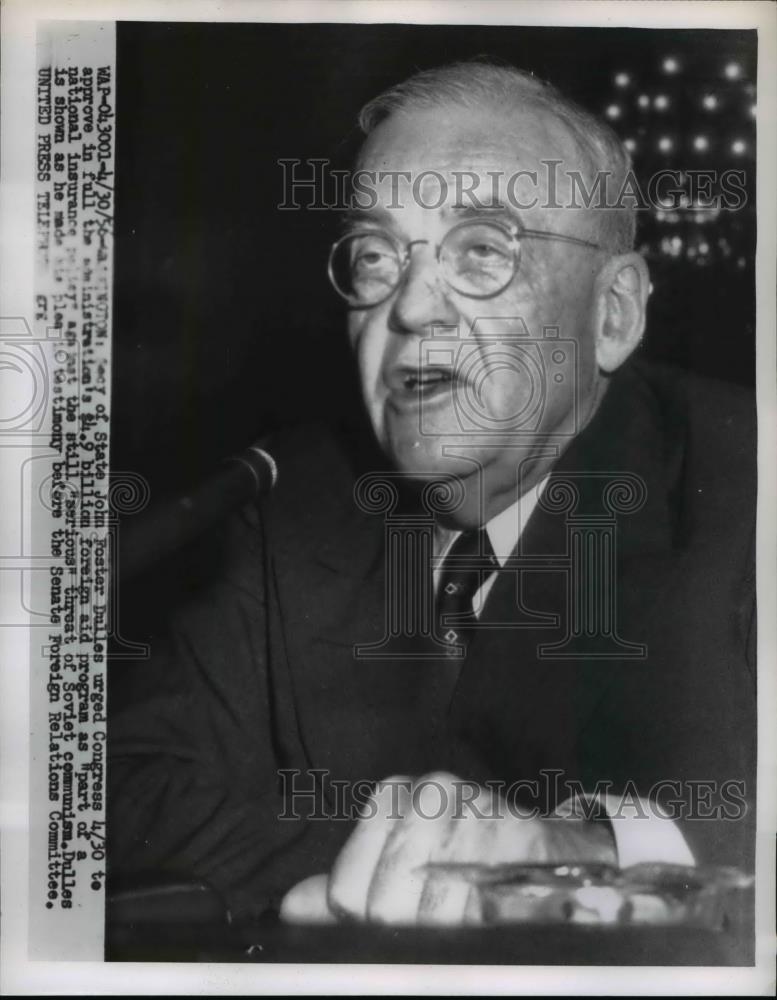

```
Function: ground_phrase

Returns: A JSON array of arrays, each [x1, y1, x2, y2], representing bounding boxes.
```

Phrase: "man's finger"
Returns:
[[279, 873, 335, 925], [417, 782, 498, 925], [366, 772, 459, 924], [328, 774, 412, 921]]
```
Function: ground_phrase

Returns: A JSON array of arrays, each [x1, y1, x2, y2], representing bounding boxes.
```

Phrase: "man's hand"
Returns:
[[280, 772, 617, 926]]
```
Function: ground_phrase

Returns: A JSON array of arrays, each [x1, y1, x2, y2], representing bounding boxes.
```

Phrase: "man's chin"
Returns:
[[383, 428, 484, 482]]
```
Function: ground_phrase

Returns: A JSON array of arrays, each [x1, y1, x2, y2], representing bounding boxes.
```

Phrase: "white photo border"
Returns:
[[1, 1, 775, 994]]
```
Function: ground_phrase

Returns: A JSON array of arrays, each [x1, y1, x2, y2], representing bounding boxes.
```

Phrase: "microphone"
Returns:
[[116, 440, 278, 580]]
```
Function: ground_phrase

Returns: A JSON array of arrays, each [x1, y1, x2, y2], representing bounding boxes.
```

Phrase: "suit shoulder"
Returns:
[[683, 369, 754, 438], [270, 422, 359, 489], [188, 425, 356, 584], [632, 359, 755, 480], [632, 357, 753, 417], [246, 421, 380, 553], [266, 422, 367, 510]]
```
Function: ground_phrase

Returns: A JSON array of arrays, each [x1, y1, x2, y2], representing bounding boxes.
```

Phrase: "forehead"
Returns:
[[358, 102, 583, 181], [355, 102, 591, 233]]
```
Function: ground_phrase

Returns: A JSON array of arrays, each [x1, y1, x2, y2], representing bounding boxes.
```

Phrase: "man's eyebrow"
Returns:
[[338, 201, 525, 235], [447, 201, 521, 225], [341, 206, 392, 231]]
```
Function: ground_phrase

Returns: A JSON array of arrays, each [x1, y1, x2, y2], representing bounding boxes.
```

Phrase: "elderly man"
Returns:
[[108, 63, 756, 927]]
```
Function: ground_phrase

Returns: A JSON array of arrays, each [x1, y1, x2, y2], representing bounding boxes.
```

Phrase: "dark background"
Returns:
[[111, 22, 757, 500]]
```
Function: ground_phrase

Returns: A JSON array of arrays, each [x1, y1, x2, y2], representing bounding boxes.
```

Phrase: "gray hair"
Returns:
[[358, 61, 636, 254]]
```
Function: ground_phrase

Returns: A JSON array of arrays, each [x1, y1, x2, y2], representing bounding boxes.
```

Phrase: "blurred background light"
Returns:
[[576, 35, 756, 372], [600, 48, 754, 276]]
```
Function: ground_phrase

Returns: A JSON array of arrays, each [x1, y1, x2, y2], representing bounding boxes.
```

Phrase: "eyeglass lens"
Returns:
[[330, 221, 519, 306]]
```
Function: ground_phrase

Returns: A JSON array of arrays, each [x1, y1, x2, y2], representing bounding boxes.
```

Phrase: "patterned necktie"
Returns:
[[436, 527, 499, 655]]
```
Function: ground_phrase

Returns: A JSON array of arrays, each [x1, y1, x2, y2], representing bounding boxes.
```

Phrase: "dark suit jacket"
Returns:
[[108, 358, 756, 920]]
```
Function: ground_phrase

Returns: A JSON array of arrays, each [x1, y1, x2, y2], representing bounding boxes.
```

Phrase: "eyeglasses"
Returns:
[[327, 219, 602, 309]]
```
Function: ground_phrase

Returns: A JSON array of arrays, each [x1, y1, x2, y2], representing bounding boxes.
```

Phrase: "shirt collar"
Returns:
[[434, 476, 550, 565], [485, 475, 550, 565]]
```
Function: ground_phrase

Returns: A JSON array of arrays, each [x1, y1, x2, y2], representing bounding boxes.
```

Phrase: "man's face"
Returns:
[[347, 102, 607, 522]]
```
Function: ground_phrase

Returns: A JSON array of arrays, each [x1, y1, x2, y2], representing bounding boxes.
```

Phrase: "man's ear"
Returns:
[[591, 252, 650, 373]]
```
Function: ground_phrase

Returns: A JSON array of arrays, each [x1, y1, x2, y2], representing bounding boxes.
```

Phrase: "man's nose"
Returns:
[[388, 249, 458, 335]]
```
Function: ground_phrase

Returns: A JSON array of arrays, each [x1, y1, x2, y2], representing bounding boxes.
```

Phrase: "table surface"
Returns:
[[105, 881, 755, 965], [106, 916, 754, 966]]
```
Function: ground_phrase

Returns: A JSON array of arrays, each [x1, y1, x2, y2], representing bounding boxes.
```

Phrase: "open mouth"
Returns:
[[388, 365, 455, 400], [402, 368, 452, 391]]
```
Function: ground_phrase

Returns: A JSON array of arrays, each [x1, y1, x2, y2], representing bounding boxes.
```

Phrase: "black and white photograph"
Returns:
[[1, 1, 775, 994]]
